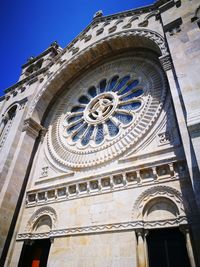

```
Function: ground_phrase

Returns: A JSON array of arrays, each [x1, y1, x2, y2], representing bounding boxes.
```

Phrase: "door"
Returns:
[[18, 239, 51, 267], [147, 228, 191, 267]]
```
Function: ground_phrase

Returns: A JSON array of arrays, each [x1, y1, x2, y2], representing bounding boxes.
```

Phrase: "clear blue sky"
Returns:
[[0, 0, 155, 96]]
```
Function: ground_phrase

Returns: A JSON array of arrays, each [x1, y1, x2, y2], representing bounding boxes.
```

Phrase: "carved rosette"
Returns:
[[46, 55, 167, 169]]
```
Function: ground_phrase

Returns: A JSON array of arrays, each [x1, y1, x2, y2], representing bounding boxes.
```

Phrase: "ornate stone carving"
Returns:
[[18, 216, 187, 240], [158, 131, 171, 145], [46, 56, 167, 169], [26, 206, 57, 232], [40, 166, 49, 177], [28, 29, 168, 120], [26, 161, 186, 207], [138, 10, 159, 27], [133, 185, 185, 220]]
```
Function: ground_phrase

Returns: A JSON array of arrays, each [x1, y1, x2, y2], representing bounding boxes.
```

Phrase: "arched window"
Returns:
[[0, 105, 17, 149]]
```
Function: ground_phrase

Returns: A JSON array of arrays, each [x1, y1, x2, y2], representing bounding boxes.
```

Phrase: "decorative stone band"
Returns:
[[26, 160, 187, 207], [17, 216, 188, 240]]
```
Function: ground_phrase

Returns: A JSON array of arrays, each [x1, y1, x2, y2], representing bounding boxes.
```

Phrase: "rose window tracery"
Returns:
[[64, 75, 143, 147], [46, 56, 167, 169]]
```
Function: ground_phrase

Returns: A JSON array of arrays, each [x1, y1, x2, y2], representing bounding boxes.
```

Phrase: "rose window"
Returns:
[[47, 56, 167, 169], [64, 75, 143, 146]]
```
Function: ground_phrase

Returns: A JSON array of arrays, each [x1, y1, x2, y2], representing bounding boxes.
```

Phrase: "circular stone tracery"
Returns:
[[85, 93, 117, 124], [64, 76, 143, 147], [47, 56, 167, 169]]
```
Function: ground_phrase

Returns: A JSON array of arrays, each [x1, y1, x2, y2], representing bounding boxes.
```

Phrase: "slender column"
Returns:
[[136, 229, 147, 267], [180, 226, 196, 267], [144, 230, 149, 267], [0, 115, 8, 137]]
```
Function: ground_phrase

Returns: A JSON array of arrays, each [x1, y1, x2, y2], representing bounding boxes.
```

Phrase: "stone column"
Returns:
[[0, 114, 8, 137], [180, 226, 196, 267], [144, 230, 149, 267], [136, 229, 147, 267], [0, 117, 45, 265]]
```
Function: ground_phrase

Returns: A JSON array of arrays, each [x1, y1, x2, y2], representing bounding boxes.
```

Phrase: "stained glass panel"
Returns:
[[120, 89, 143, 101], [99, 79, 107, 93], [81, 125, 94, 146], [114, 112, 133, 125], [119, 101, 141, 111], [78, 95, 90, 104], [95, 124, 104, 144], [72, 123, 88, 142], [106, 119, 119, 136], [107, 75, 119, 91], [118, 80, 139, 95], [68, 115, 82, 123], [88, 86, 97, 98]]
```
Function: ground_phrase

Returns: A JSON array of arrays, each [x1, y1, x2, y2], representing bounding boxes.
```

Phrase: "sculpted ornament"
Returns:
[[46, 55, 167, 169], [26, 206, 57, 233], [132, 185, 185, 220]]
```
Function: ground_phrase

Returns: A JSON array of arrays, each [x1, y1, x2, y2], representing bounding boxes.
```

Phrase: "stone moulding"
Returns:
[[132, 185, 186, 220], [26, 206, 57, 232], [26, 160, 187, 208], [17, 216, 187, 240], [46, 55, 168, 169], [27, 29, 167, 120]]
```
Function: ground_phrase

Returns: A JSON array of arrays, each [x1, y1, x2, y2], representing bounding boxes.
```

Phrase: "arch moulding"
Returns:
[[26, 206, 57, 233], [27, 29, 168, 125], [132, 185, 186, 221]]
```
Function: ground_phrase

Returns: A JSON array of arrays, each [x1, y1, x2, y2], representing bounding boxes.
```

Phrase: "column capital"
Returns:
[[179, 224, 190, 235]]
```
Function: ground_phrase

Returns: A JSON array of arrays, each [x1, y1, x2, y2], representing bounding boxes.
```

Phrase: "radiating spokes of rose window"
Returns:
[[65, 75, 143, 146]]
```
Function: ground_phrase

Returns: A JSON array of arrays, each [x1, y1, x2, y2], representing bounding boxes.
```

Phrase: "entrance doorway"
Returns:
[[147, 228, 191, 267], [18, 239, 51, 267]]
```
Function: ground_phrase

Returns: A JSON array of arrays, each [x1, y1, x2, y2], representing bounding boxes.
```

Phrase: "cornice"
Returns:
[[26, 160, 187, 208]]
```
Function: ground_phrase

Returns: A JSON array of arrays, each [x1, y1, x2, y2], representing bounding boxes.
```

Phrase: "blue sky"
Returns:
[[0, 0, 155, 96]]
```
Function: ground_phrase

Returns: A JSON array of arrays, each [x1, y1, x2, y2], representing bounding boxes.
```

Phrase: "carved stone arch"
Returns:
[[26, 206, 57, 233], [129, 15, 139, 23], [114, 18, 124, 25], [3, 103, 19, 118], [142, 196, 180, 222], [0, 103, 18, 149], [132, 185, 186, 221], [28, 29, 167, 124], [138, 10, 159, 27]]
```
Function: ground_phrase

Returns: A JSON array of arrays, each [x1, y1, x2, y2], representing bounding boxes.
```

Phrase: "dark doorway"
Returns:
[[147, 228, 191, 267], [18, 239, 51, 267]]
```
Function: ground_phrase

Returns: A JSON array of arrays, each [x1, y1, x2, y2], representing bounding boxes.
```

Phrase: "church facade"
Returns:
[[0, 0, 200, 266]]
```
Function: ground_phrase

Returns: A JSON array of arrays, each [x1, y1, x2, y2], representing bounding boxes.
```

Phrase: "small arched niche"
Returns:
[[143, 197, 179, 222], [33, 215, 52, 233]]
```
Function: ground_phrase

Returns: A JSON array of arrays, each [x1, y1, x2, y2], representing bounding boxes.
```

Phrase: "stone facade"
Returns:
[[0, 0, 200, 266]]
